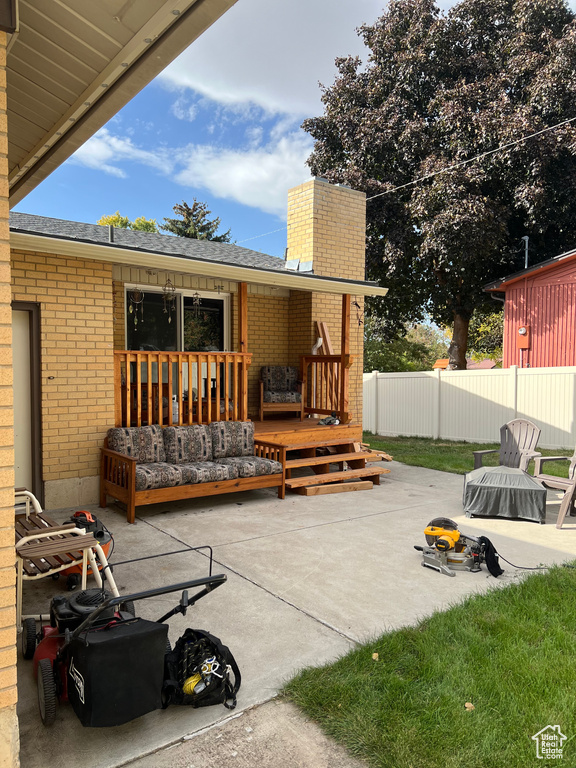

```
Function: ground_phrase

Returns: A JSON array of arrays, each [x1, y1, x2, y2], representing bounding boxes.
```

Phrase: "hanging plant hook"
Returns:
[[162, 277, 177, 322], [128, 287, 144, 326]]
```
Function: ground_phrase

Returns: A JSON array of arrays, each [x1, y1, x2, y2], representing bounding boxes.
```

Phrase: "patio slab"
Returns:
[[16, 462, 576, 768], [130, 475, 438, 548]]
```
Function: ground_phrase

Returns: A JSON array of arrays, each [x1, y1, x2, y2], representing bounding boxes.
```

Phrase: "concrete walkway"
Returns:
[[17, 462, 576, 768]]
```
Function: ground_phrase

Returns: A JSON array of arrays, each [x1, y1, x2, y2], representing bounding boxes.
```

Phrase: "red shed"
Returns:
[[485, 247, 576, 368]]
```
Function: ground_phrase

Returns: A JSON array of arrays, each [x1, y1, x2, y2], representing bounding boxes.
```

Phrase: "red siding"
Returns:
[[502, 260, 576, 368]]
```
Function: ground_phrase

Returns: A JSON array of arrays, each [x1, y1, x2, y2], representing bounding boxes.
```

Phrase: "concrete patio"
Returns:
[[16, 461, 576, 768]]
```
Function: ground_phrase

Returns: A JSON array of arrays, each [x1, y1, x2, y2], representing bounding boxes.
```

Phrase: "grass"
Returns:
[[284, 566, 576, 768], [363, 433, 573, 477]]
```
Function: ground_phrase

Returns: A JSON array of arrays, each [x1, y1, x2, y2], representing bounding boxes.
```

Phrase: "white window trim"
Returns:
[[124, 284, 231, 351]]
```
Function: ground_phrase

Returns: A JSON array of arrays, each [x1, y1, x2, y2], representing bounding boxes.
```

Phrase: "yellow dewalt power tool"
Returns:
[[423, 524, 462, 552], [414, 517, 504, 577]]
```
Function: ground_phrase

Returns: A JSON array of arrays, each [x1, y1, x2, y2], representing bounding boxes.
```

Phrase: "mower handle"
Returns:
[[68, 574, 227, 640]]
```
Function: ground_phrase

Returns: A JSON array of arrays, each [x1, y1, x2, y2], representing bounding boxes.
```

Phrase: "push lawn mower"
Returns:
[[25, 574, 227, 727], [414, 517, 503, 578]]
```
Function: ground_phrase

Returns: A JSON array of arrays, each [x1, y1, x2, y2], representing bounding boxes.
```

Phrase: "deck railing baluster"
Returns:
[[299, 355, 353, 424], [114, 351, 252, 427]]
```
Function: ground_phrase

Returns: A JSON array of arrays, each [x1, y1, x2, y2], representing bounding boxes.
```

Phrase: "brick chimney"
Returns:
[[286, 178, 366, 423]]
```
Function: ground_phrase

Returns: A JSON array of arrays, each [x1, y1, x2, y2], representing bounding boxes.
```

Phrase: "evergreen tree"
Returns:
[[160, 200, 232, 242]]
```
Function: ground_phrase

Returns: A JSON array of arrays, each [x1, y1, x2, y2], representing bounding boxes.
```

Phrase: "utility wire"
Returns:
[[234, 114, 576, 245], [366, 114, 576, 202], [237, 226, 287, 244]]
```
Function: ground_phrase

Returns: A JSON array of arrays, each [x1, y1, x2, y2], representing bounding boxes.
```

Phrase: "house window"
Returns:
[[183, 296, 224, 351], [125, 286, 229, 351], [126, 291, 179, 351]]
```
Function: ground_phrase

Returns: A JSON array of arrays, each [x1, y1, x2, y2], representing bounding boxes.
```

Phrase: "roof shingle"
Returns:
[[9, 211, 288, 272]]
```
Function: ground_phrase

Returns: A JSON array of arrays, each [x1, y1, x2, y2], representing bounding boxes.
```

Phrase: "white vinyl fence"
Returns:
[[363, 366, 576, 450]]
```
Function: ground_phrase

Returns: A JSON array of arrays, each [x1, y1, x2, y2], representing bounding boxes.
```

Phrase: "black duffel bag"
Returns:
[[163, 628, 241, 710]]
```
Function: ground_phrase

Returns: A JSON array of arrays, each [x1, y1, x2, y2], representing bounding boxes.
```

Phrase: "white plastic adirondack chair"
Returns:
[[473, 419, 541, 472], [534, 449, 576, 529]]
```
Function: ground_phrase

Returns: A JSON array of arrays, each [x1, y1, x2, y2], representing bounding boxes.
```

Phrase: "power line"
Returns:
[[366, 114, 576, 202], [237, 226, 287, 244], [234, 114, 576, 245]]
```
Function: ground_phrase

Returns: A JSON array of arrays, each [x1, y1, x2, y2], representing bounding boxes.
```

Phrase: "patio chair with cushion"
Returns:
[[473, 418, 541, 471], [259, 366, 305, 421], [534, 449, 576, 528]]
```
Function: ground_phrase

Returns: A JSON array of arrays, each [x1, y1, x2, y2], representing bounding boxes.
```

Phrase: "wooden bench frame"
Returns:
[[100, 438, 286, 524]]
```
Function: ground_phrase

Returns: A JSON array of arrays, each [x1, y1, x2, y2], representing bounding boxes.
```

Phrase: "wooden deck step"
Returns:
[[284, 437, 361, 451], [285, 467, 390, 489], [296, 481, 374, 496], [285, 451, 375, 469]]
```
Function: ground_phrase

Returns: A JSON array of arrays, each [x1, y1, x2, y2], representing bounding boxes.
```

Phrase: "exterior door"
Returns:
[[12, 303, 42, 502]]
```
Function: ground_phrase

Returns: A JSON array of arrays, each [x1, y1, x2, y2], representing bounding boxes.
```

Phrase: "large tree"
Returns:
[[97, 212, 158, 232], [467, 307, 504, 360], [303, 0, 576, 367], [364, 318, 448, 371], [160, 200, 232, 242]]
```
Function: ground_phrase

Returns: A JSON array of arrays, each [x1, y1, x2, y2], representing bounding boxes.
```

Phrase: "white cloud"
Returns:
[[245, 125, 263, 148], [159, 0, 383, 118], [70, 128, 171, 177], [69, 124, 312, 219], [171, 95, 199, 123], [160, 0, 576, 119], [173, 132, 313, 218]]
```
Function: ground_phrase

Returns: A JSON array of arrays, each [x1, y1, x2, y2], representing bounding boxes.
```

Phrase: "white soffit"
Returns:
[[7, 0, 238, 205]]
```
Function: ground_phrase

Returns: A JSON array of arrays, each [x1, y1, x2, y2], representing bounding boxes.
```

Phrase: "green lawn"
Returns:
[[363, 433, 573, 477], [284, 566, 576, 768]]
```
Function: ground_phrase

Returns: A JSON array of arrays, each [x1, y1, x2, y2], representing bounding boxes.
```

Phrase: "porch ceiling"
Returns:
[[10, 230, 390, 297], [7, 0, 238, 206]]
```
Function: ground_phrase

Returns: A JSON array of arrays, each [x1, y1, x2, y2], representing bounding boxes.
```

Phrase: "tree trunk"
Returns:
[[447, 311, 470, 370]]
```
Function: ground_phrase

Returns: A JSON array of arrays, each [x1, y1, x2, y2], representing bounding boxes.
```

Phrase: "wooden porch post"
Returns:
[[238, 282, 248, 419], [114, 353, 123, 427], [340, 294, 351, 423], [238, 282, 248, 354]]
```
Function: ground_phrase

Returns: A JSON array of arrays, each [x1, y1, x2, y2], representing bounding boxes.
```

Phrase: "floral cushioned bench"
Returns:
[[100, 422, 285, 523]]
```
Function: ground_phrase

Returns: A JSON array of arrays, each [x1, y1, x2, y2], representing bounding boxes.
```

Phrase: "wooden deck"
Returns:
[[253, 418, 389, 496], [252, 417, 362, 446]]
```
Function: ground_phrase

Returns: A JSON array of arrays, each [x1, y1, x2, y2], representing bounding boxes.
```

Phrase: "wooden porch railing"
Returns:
[[300, 354, 353, 423], [114, 351, 252, 427]]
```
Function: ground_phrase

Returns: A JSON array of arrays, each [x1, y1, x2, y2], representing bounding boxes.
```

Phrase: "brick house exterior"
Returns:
[[11, 250, 115, 507], [10, 179, 383, 511]]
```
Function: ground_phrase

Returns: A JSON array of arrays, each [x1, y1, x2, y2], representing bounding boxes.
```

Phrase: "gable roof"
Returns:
[[10, 212, 286, 271], [485, 247, 576, 292], [9, 212, 389, 298]]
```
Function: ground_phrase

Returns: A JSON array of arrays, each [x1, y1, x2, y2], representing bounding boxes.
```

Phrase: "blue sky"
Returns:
[[14, 0, 576, 259]]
